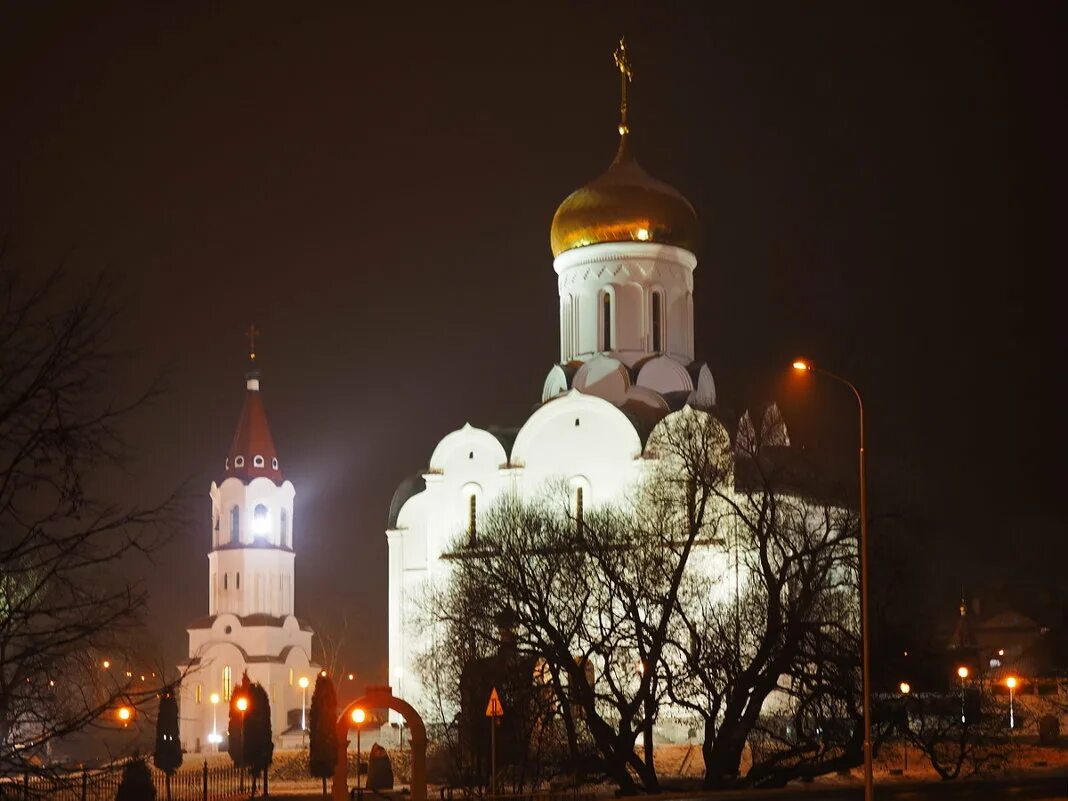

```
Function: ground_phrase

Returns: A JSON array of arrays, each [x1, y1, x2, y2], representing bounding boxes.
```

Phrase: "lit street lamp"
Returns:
[[351, 708, 367, 801], [792, 358, 873, 801], [209, 692, 222, 750], [116, 706, 133, 727], [299, 676, 310, 735], [235, 695, 250, 792], [957, 666, 969, 724], [1006, 676, 1018, 730], [899, 682, 911, 773]]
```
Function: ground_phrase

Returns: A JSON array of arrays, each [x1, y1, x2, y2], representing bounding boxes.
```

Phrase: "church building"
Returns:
[[179, 368, 319, 752], [386, 42, 753, 724]]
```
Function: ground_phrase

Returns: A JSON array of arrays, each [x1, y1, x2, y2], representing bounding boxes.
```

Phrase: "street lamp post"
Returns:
[[235, 696, 249, 792], [1006, 676, 1017, 730], [210, 693, 221, 751], [299, 676, 310, 738], [351, 708, 366, 801], [957, 666, 969, 724], [792, 359, 873, 801], [899, 682, 911, 774]]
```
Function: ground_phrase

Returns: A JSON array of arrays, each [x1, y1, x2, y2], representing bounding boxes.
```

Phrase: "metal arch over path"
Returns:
[[333, 685, 427, 801]]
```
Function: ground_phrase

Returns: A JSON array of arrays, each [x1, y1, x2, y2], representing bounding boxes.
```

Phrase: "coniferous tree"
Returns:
[[115, 756, 157, 801], [244, 682, 274, 797], [227, 671, 252, 769], [153, 689, 183, 800], [308, 673, 339, 796]]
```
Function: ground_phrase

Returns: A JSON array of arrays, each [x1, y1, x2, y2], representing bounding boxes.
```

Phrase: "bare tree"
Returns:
[[310, 611, 350, 679], [904, 680, 1016, 780], [661, 418, 862, 788], [0, 266, 177, 775], [420, 405, 861, 794], [421, 407, 734, 793]]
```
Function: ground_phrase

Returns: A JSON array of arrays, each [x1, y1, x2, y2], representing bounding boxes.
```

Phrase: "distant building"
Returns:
[[949, 597, 1053, 675], [178, 370, 318, 753], [946, 596, 1066, 734]]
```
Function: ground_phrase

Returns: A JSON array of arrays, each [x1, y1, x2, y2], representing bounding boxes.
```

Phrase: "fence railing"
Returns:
[[2, 761, 248, 801]]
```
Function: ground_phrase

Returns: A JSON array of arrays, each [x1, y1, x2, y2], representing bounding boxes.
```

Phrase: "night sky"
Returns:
[[1, 2, 1064, 683]]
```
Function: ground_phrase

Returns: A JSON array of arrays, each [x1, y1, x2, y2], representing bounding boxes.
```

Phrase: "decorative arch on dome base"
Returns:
[[333, 686, 426, 801]]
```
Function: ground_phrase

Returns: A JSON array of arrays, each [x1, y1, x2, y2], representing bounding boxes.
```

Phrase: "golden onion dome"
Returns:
[[550, 133, 698, 258]]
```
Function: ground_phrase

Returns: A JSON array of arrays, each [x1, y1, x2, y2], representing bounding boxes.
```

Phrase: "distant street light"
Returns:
[[957, 666, 969, 723], [792, 358, 872, 801], [1006, 676, 1018, 730], [299, 676, 310, 736], [351, 708, 367, 801], [117, 706, 133, 727], [899, 682, 911, 773], [210, 693, 222, 750]]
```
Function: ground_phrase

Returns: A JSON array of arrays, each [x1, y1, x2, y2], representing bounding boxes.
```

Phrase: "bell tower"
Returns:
[[207, 369, 296, 616], [179, 345, 317, 753]]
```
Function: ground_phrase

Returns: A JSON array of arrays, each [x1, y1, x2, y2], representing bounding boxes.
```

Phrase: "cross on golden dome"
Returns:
[[246, 324, 259, 363], [613, 37, 633, 136]]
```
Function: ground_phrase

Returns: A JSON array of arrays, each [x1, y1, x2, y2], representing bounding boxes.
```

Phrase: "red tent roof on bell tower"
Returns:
[[224, 371, 283, 483]]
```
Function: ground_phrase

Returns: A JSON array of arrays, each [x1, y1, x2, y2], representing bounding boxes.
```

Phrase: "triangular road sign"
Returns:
[[485, 687, 504, 717]]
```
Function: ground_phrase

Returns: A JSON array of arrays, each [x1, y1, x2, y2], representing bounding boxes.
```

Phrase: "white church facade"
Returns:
[[386, 58, 763, 726], [179, 371, 319, 752]]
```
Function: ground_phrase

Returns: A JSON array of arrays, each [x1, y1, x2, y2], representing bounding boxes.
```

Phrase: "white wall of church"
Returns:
[[387, 391, 656, 719], [208, 548, 296, 617], [554, 242, 697, 364]]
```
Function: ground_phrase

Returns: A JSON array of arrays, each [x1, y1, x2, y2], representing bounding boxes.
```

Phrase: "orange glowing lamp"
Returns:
[[899, 682, 911, 695], [117, 706, 133, 723], [792, 359, 812, 372], [351, 708, 366, 725], [1006, 676, 1018, 689], [235, 696, 249, 712], [957, 666, 969, 680]]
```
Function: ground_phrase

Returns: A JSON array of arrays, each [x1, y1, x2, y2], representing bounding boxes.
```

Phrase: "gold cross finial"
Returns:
[[246, 324, 260, 362], [613, 36, 633, 136]]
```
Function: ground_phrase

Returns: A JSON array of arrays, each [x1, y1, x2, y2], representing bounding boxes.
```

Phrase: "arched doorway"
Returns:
[[334, 685, 426, 801]]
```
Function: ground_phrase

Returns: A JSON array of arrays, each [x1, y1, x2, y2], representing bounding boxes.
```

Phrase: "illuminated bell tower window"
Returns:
[[253, 504, 269, 541]]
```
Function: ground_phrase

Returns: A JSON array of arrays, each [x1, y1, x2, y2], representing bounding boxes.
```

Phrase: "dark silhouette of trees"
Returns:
[[309, 673, 339, 796], [153, 689, 182, 799], [904, 679, 1015, 780], [662, 413, 862, 789], [244, 682, 273, 797], [115, 757, 156, 801], [227, 671, 252, 769], [0, 266, 177, 776]]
